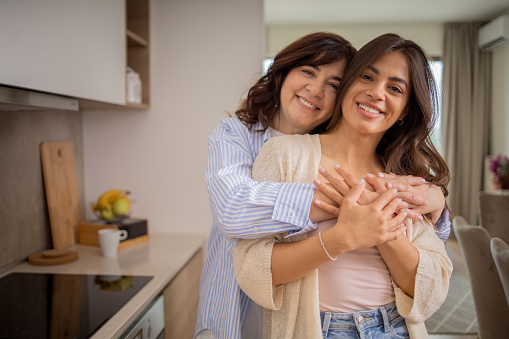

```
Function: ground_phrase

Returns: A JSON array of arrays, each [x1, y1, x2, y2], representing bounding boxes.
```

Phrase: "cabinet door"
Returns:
[[0, 0, 125, 105], [163, 248, 203, 339]]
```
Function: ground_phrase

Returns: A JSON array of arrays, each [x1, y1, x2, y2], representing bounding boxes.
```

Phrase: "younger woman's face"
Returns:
[[276, 59, 347, 135], [341, 51, 411, 139]]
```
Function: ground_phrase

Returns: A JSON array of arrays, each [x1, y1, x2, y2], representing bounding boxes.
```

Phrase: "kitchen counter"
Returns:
[[2, 233, 206, 338]]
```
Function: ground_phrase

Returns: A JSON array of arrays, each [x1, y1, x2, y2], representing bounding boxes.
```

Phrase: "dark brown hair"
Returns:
[[326, 33, 450, 196], [235, 32, 356, 133]]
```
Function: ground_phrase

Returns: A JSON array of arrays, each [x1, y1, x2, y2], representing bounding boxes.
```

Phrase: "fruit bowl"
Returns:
[[92, 189, 132, 223], [92, 211, 131, 224]]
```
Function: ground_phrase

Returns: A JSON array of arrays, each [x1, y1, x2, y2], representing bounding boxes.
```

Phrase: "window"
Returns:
[[263, 58, 273, 74], [429, 60, 443, 153]]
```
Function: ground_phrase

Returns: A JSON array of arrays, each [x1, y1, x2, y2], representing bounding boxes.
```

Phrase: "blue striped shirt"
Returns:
[[196, 116, 451, 339], [436, 208, 451, 242]]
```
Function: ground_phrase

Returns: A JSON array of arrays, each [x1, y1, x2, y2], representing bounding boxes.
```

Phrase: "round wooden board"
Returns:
[[28, 249, 79, 266]]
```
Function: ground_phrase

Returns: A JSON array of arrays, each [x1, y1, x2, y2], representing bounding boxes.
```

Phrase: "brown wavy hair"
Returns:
[[235, 32, 356, 133], [325, 33, 450, 196]]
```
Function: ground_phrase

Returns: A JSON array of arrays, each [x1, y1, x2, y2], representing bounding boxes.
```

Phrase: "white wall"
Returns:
[[267, 24, 444, 57], [83, 0, 264, 235]]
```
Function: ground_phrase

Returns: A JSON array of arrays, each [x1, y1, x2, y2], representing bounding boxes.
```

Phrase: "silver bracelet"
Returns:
[[318, 231, 337, 261]]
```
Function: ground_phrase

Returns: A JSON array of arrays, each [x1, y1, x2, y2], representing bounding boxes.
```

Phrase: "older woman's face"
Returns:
[[341, 51, 410, 138], [276, 60, 346, 135]]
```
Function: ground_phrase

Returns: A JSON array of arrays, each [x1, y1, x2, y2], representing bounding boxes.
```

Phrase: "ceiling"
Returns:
[[265, 0, 509, 25]]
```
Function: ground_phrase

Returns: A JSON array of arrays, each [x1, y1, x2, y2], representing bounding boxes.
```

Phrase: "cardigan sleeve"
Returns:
[[393, 219, 453, 323], [232, 137, 289, 309], [233, 234, 285, 310]]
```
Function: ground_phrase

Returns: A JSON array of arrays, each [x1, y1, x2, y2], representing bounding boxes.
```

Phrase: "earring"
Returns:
[[397, 119, 404, 125]]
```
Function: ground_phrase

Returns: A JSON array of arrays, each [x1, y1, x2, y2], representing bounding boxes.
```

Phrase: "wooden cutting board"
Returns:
[[40, 141, 81, 249]]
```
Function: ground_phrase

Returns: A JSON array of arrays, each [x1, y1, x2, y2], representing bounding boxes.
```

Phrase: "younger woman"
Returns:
[[233, 33, 453, 338]]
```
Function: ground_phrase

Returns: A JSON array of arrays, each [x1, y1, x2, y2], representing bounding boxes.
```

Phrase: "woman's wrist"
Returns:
[[321, 226, 352, 258], [318, 231, 337, 261]]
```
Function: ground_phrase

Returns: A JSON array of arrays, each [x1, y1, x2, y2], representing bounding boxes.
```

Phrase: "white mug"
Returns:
[[98, 229, 128, 257]]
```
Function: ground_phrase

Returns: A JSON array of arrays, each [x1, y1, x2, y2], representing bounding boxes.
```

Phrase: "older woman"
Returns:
[[233, 33, 453, 338], [197, 32, 451, 339]]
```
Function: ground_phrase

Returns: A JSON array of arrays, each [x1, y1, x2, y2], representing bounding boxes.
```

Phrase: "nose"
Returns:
[[366, 82, 385, 101], [306, 80, 324, 98]]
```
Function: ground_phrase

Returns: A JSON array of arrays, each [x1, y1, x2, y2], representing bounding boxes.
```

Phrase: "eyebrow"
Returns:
[[367, 65, 408, 88], [313, 65, 342, 82]]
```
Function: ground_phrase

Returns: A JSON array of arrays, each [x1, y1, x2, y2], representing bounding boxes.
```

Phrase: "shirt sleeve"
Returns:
[[434, 208, 451, 242], [206, 118, 316, 239]]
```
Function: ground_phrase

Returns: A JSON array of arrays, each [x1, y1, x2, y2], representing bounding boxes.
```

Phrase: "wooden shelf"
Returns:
[[125, 102, 150, 110], [79, 98, 150, 110], [126, 0, 150, 108], [127, 29, 148, 47]]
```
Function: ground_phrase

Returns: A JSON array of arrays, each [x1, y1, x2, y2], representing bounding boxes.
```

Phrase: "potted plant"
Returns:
[[489, 154, 509, 190]]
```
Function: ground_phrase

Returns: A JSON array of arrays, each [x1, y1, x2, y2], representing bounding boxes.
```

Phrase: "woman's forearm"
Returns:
[[272, 186, 408, 286], [309, 187, 338, 223], [377, 235, 419, 297], [271, 236, 332, 285]]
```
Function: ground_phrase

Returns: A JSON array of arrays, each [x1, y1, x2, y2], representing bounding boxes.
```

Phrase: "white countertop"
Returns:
[[3, 233, 206, 338]]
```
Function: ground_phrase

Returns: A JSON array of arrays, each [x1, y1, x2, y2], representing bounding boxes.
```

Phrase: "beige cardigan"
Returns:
[[233, 134, 453, 339]]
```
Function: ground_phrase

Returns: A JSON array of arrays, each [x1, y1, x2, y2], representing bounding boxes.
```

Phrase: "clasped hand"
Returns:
[[313, 164, 444, 223]]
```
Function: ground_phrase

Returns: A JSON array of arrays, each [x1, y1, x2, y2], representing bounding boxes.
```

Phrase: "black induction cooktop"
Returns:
[[0, 272, 153, 338]]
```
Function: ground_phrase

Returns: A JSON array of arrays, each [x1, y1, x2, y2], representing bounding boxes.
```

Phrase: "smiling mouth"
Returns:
[[298, 96, 317, 109], [358, 103, 381, 115]]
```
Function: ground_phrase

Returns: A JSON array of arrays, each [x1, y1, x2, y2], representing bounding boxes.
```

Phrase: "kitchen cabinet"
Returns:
[[0, 0, 151, 109], [0, 0, 126, 105], [163, 248, 204, 339]]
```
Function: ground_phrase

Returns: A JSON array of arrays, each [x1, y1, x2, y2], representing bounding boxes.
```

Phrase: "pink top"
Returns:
[[308, 219, 395, 312]]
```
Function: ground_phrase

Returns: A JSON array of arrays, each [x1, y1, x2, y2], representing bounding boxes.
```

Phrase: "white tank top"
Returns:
[[308, 219, 395, 312]]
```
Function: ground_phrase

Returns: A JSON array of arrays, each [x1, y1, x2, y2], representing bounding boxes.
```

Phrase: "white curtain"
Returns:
[[442, 23, 491, 224]]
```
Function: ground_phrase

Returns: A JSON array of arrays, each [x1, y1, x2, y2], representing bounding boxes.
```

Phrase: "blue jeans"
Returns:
[[320, 302, 409, 339]]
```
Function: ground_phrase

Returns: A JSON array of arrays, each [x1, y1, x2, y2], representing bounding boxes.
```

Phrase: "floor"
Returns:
[[425, 238, 479, 338]]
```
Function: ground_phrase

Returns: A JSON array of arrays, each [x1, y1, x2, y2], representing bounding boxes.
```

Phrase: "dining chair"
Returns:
[[478, 190, 509, 244], [452, 222, 509, 338], [491, 237, 509, 308]]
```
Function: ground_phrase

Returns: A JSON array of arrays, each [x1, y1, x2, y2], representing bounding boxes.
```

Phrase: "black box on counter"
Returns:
[[79, 218, 149, 248]]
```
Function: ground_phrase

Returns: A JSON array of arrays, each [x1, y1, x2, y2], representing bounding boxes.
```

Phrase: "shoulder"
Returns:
[[262, 134, 320, 156], [253, 134, 321, 183], [209, 117, 265, 145], [407, 219, 444, 247], [214, 117, 250, 134]]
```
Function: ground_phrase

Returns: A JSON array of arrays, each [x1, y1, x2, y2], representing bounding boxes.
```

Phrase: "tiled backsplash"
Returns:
[[0, 110, 85, 269]]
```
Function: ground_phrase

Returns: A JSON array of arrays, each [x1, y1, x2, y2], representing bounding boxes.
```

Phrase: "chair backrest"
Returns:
[[491, 237, 509, 308], [478, 191, 509, 244], [452, 215, 468, 228], [452, 222, 509, 338]]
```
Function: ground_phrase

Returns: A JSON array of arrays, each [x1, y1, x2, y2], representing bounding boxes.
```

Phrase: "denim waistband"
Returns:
[[320, 302, 403, 336]]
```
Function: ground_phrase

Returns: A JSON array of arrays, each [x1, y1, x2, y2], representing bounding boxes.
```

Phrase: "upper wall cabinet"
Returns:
[[0, 0, 146, 108]]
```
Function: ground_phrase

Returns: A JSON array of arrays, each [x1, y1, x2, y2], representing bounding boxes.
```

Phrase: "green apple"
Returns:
[[112, 198, 130, 216], [100, 205, 114, 221]]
